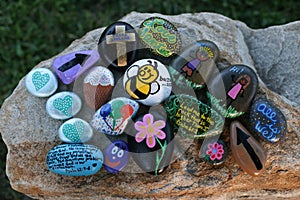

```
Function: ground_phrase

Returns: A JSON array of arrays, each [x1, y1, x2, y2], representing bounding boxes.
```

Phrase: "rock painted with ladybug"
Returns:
[[250, 98, 287, 143], [172, 40, 219, 86], [123, 59, 172, 106], [207, 64, 258, 118], [104, 140, 129, 173], [91, 97, 139, 135]]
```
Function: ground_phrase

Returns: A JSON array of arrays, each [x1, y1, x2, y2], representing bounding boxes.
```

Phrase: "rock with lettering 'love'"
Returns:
[[46, 144, 103, 176], [250, 99, 287, 142], [98, 21, 138, 68], [230, 121, 267, 176]]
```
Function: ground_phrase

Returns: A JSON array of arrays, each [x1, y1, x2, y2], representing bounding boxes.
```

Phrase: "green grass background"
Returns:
[[0, 0, 299, 199]]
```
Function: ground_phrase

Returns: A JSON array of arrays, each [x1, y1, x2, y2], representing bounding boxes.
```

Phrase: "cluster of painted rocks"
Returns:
[[24, 16, 287, 177]]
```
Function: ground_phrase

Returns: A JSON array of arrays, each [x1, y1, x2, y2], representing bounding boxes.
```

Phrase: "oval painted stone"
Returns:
[[250, 98, 287, 142], [123, 59, 172, 106], [164, 94, 224, 139], [46, 91, 82, 120], [138, 17, 182, 58], [207, 64, 258, 118], [172, 40, 219, 85], [199, 139, 228, 166], [98, 21, 138, 68], [46, 143, 103, 176], [58, 118, 93, 143], [104, 140, 129, 174], [52, 50, 100, 84], [83, 66, 114, 110], [230, 121, 267, 176], [91, 97, 139, 135], [25, 68, 58, 97], [127, 112, 174, 175]]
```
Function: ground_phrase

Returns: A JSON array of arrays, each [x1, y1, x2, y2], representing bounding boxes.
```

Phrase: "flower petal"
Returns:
[[210, 154, 216, 161], [208, 143, 213, 150], [135, 131, 147, 143], [218, 149, 224, 154], [146, 135, 156, 148], [134, 121, 147, 131], [213, 142, 218, 148], [206, 150, 212, 155], [153, 120, 166, 129], [217, 144, 223, 149], [155, 130, 166, 140], [143, 114, 153, 126], [216, 153, 223, 160]]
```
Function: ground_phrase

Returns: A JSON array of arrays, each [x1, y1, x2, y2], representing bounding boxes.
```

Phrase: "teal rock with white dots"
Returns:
[[25, 68, 58, 97], [58, 118, 93, 143], [46, 91, 82, 120]]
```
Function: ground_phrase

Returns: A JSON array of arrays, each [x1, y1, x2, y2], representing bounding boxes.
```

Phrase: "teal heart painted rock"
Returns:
[[25, 68, 58, 97], [46, 91, 82, 120], [59, 118, 93, 143]]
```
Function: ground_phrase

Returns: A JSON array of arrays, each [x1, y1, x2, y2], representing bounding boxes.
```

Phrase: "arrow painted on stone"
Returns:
[[58, 53, 90, 72], [236, 127, 262, 170]]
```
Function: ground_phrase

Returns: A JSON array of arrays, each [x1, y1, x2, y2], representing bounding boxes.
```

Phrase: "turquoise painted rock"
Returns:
[[58, 118, 93, 143], [91, 97, 139, 135], [46, 144, 103, 176], [25, 68, 58, 97], [46, 91, 82, 120], [250, 98, 287, 142], [164, 94, 224, 139]]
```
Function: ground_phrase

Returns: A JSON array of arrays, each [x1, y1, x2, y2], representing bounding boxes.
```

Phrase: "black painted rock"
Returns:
[[207, 64, 258, 118], [98, 21, 138, 68], [127, 111, 174, 175], [230, 121, 267, 176], [250, 98, 287, 143], [172, 40, 219, 85], [164, 94, 224, 139], [138, 17, 181, 58], [199, 139, 228, 166]]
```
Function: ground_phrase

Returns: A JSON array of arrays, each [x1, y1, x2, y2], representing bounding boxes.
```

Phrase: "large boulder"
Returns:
[[0, 12, 299, 199]]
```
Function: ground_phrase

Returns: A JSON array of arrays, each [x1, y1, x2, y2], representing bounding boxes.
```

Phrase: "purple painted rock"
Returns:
[[98, 21, 138, 68], [250, 98, 287, 143], [104, 140, 129, 174], [52, 50, 100, 84], [83, 66, 114, 110], [230, 121, 267, 176]]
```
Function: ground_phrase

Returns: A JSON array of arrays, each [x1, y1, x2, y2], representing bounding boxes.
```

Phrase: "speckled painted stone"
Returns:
[[250, 98, 287, 142], [46, 144, 103, 176]]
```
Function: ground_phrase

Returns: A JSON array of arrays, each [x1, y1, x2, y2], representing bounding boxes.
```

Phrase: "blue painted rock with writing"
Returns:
[[46, 91, 82, 120], [52, 50, 100, 84], [91, 97, 139, 135], [58, 118, 93, 143], [250, 99, 287, 142], [164, 94, 224, 139], [46, 144, 103, 176], [104, 140, 129, 174], [98, 21, 138, 68], [207, 65, 258, 118], [25, 68, 58, 97], [127, 111, 174, 175]]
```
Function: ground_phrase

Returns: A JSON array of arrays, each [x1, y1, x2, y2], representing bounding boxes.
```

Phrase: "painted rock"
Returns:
[[164, 94, 224, 139], [58, 118, 93, 143], [83, 66, 114, 110], [25, 68, 58, 97], [172, 40, 219, 85], [46, 144, 103, 176], [138, 17, 181, 58], [98, 21, 138, 68], [230, 121, 267, 176], [104, 140, 129, 174], [207, 64, 258, 118], [46, 91, 82, 120], [91, 97, 139, 135], [250, 98, 287, 142], [127, 112, 174, 175], [123, 59, 172, 106], [52, 50, 100, 84], [199, 139, 228, 165]]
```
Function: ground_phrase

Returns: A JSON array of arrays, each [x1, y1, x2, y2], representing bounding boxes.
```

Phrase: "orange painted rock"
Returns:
[[230, 121, 267, 176], [83, 66, 114, 110]]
